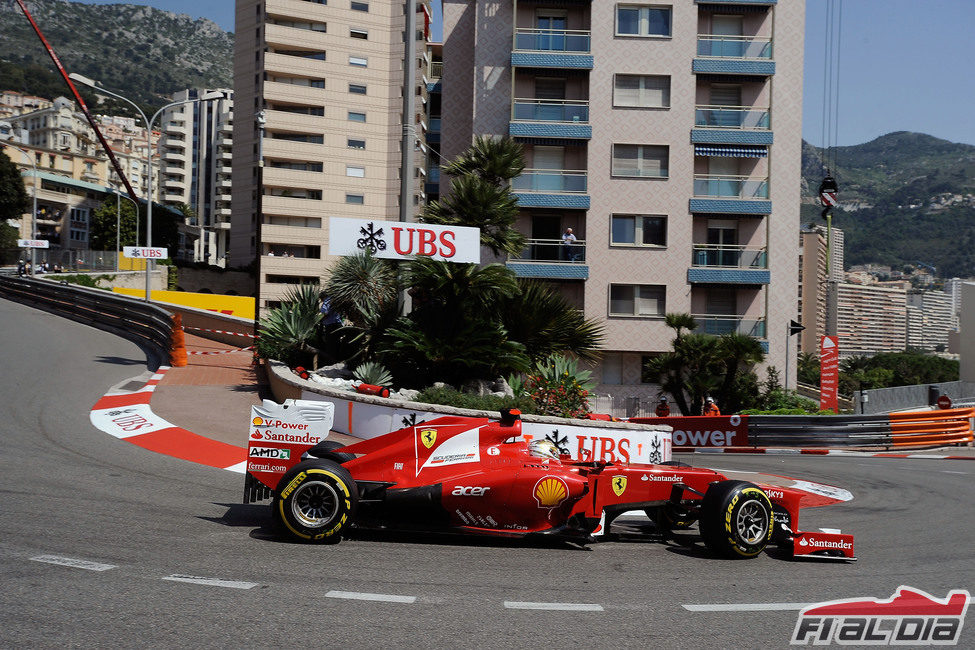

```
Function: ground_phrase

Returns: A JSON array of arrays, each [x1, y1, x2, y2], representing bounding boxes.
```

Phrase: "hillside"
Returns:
[[801, 133, 975, 278], [0, 0, 232, 114]]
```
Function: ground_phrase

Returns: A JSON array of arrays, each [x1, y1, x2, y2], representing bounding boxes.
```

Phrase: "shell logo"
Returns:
[[253, 417, 264, 426], [533, 476, 568, 509]]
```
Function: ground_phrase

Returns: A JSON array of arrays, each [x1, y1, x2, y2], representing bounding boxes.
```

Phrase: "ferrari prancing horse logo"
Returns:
[[612, 475, 627, 496], [420, 428, 437, 449]]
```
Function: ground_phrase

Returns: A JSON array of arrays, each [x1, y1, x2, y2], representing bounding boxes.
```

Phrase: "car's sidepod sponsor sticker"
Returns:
[[420, 428, 437, 449], [612, 475, 627, 496], [421, 427, 480, 469], [533, 476, 568, 509]]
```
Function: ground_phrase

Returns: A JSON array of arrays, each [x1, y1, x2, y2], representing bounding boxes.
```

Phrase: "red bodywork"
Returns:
[[245, 412, 855, 559]]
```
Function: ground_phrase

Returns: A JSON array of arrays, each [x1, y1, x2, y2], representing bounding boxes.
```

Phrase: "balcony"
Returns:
[[690, 174, 771, 214], [693, 35, 775, 76], [506, 238, 588, 280], [164, 121, 188, 135], [688, 245, 770, 284], [692, 314, 767, 338], [510, 99, 591, 140], [511, 29, 593, 69], [163, 150, 186, 163], [691, 105, 772, 146], [512, 169, 589, 209]]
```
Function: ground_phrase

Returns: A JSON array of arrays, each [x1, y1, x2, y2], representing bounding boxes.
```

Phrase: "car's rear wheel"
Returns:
[[699, 480, 772, 559], [273, 459, 358, 543]]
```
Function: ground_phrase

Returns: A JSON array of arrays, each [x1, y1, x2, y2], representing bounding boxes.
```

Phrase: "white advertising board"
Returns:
[[328, 217, 481, 263], [123, 246, 168, 259], [17, 239, 49, 248]]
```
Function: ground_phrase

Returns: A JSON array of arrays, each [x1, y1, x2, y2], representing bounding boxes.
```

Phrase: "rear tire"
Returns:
[[273, 459, 358, 543], [699, 480, 772, 559]]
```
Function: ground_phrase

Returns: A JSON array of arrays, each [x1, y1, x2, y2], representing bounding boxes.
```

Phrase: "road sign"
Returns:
[[17, 239, 49, 248], [789, 319, 805, 336], [937, 395, 952, 410], [820, 191, 837, 207], [123, 246, 168, 259]]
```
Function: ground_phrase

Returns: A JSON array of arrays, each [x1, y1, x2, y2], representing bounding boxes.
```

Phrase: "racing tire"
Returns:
[[306, 440, 356, 464], [699, 480, 772, 559], [273, 459, 358, 543]]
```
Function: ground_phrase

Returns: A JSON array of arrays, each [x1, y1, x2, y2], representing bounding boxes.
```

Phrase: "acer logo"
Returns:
[[451, 486, 490, 497]]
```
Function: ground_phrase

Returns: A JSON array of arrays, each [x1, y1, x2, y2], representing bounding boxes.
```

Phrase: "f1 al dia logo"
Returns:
[[791, 586, 970, 645]]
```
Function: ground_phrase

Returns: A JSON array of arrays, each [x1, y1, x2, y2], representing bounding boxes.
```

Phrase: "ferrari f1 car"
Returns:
[[243, 407, 856, 561]]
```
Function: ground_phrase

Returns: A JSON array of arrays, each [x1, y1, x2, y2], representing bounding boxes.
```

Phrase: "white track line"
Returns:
[[162, 574, 257, 590], [325, 590, 416, 603], [30, 555, 117, 572], [683, 602, 810, 612], [504, 601, 604, 611]]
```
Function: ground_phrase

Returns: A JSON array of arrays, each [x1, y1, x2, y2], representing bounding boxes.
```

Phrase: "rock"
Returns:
[[314, 363, 354, 380], [392, 389, 420, 402]]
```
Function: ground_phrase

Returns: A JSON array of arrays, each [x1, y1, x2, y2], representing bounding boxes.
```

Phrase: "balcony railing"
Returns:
[[693, 174, 768, 199], [695, 105, 769, 130], [512, 169, 588, 193], [697, 35, 772, 59], [509, 238, 587, 263], [512, 99, 589, 123], [692, 314, 767, 338], [692, 245, 768, 269], [514, 28, 591, 53], [429, 61, 443, 79]]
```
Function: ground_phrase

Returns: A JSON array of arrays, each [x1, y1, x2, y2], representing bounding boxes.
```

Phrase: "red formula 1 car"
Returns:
[[244, 409, 856, 560]]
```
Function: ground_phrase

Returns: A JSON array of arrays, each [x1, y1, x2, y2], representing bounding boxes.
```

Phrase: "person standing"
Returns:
[[703, 397, 721, 416], [655, 396, 671, 417], [561, 227, 577, 260]]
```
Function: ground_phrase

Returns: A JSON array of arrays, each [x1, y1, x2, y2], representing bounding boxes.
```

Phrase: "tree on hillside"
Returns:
[[0, 149, 30, 222], [89, 196, 140, 250], [424, 136, 526, 257]]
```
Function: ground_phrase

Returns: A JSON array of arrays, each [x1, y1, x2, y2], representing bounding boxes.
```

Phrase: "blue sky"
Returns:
[[72, 0, 975, 147]]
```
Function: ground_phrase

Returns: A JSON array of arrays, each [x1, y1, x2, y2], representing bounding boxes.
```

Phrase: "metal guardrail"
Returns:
[[0, 275, 174, 371]]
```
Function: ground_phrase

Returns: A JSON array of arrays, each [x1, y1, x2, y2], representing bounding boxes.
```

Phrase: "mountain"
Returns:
[[801, 133, 975, 278], [0, 0, 232, 114]]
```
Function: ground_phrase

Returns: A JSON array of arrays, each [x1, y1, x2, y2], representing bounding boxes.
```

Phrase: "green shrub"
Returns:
[[416, 385, 535, 414], [353, 361, 393, 386], [55, 274, 114, 290], [522, 354, 595, 419]]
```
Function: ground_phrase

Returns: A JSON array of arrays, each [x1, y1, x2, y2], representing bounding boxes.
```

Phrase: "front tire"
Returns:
[[699, 480, 772, 559], [273, 459, 358, 543]]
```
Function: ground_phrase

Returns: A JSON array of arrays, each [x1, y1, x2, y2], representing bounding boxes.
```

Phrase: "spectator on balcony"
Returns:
[[561, 227, 577, 261]]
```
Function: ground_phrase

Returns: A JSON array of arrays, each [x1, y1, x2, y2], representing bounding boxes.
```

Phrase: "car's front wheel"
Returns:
[[699, 480, 772, 559], [273, 459, 358, 543]]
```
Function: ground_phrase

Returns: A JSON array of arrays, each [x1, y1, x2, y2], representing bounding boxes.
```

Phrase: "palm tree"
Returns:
[[715, 332, 766, 413], [424, 136, 526, 257], [257, 283, 323, 368], [497, 280, 603, 363], [324, 250, 401, 363]]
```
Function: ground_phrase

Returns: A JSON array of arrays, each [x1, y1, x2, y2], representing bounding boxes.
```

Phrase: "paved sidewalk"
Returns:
[[150, 333, 358, 449]]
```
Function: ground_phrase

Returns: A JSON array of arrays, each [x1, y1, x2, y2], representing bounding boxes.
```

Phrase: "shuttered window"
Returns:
[[614, 75, 670, 108], [612, 144, 668, 178]]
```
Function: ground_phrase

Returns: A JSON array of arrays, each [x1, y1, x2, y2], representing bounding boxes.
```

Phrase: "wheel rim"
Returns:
[[291, 480, 341, 529], [736, 500, 768, 544]]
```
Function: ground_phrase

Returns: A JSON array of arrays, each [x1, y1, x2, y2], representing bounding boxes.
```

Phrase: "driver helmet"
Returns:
[[528, 439, 560, 461]]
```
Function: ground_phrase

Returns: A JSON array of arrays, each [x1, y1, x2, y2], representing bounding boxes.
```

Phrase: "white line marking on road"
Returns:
[[162, 574, 257, 590], [942, 470, 968, 475], [325, 590, 416, 603], [224, 460, 248, 474], [504, 601, 604, 611], [30, 555, 117, 572], [682, 602, 810, 612]]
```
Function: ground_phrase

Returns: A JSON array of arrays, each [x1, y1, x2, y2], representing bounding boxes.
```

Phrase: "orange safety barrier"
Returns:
[[888, 408, 974, 447], [170, 313, 188, 367]]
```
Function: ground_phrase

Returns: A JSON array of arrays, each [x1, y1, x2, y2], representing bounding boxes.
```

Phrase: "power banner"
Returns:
[[820, 336, 840, 413], [630, 415, 749, 448], [328, 217, 481, 264]]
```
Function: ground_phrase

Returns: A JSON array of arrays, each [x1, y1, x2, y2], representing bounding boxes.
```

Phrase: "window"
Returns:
[[351, 1, 368, 10], [609, 284, 666, 317], [346, 139, 366, 150], [271, 133, 325, 144], [346, 165, 365, 178], [612, 144, 668, 178], [611, 215, 666, 246], [349, 83, 367, 95], [350, 28, 368, 40], [269, 188, 322, 200], [349, 56, 368, 67], [348, 111, 366, 122], [346, 193, 364, 204], [269, 161, 323, 172], [614, 75, 670, 108], [616, 5, 672, 37], [274, 49, 326, 61], [272, 19, 326, 32]]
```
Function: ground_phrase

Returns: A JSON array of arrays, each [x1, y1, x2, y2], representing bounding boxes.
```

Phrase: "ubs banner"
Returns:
[[328, 217, 481, 263], [820, 336, 840, 413], [630, 415, 749, 448]]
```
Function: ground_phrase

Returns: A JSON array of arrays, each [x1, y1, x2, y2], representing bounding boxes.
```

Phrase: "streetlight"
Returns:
[[68, 73, 225, 301], [2, 141, 38, 273]]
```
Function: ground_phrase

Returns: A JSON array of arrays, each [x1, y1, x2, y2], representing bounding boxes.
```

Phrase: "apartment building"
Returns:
[[906, 290, 954, 352], [834, 282, 907, 357], [231, 0, 431, 309], [442, 0, 804, 398], [798, 226, 828, 355], [159, 88, 234, 267]]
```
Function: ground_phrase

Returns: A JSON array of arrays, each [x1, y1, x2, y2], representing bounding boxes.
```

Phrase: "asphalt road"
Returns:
[[1, 297, 973, 648]]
